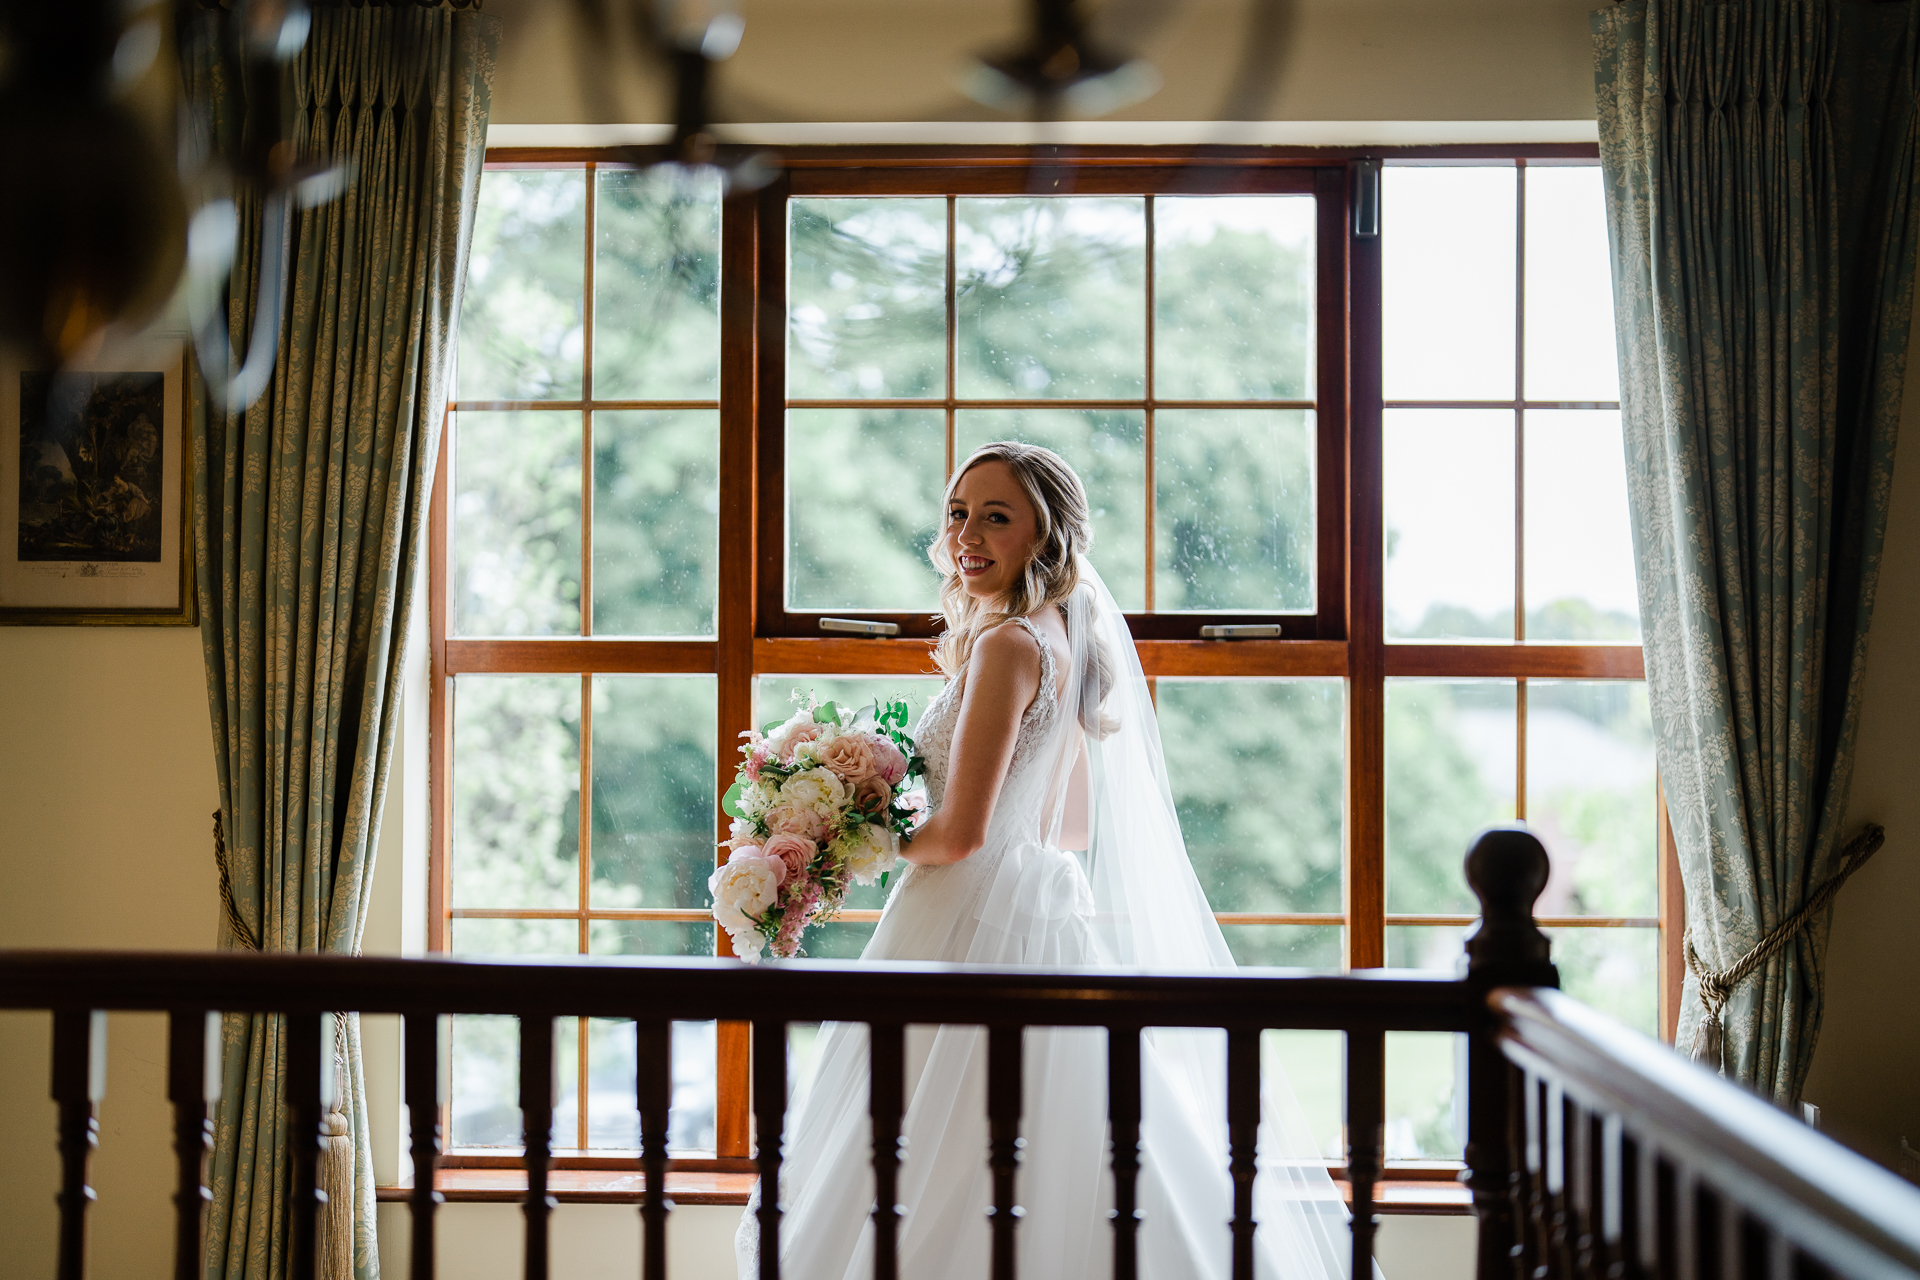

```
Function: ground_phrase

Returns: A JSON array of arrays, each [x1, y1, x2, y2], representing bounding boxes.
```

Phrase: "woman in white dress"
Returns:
[[737, 442, 1357, 1280]]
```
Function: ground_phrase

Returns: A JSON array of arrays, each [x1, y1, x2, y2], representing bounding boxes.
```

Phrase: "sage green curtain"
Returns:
[[1593, 0, 1918, 1103], [182, 8, 496, 1278]]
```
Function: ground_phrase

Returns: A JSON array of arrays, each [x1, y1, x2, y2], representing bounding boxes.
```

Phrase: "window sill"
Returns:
[[377, 1170, 1470, 1215]]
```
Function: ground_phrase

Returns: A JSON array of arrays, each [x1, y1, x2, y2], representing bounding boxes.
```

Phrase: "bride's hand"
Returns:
[[901, 622, 1042, 866]]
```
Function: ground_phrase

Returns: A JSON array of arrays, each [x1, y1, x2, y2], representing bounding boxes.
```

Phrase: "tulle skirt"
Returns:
[[735, 837, 1353, 1280]]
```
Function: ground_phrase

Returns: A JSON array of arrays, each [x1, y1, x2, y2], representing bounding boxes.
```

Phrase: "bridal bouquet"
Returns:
[[710, 697, 926, 962]]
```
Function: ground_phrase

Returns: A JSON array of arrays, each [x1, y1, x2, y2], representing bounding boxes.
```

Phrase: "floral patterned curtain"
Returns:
[[180, 7, 496, 1276], [1593, 0, 1918, 1102]]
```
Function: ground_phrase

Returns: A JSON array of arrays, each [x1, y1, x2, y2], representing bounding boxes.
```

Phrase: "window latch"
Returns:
[[819, 617, 901, 638], [1199, 624, 1284, 640]]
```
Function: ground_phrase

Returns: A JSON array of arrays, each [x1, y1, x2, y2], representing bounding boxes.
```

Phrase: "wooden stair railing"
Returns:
[[5, 826, 1917, 1280]]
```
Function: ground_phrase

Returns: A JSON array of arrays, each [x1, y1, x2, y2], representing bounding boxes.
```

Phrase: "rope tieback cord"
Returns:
[[1684, 824, 1887, 1071], [212, 810, 260, 953]]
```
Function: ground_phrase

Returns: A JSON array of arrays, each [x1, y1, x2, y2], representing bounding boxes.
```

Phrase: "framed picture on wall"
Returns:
[[0, 338, 194, 626]]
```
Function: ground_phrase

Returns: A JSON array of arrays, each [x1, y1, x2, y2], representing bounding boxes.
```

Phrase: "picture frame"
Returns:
[[0, 338, 195, 626]]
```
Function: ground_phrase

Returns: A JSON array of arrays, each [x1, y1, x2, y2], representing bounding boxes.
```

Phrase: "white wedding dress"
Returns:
[[736, 564, 1358, 1280]]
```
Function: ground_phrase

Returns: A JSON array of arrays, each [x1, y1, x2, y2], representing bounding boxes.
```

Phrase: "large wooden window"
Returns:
[[429, 147, 1665, 1170]]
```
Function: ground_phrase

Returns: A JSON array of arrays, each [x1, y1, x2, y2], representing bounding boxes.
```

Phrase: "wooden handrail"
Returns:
[[0, 950, 1478, 1030], [1493, 987, 1920, 1279]]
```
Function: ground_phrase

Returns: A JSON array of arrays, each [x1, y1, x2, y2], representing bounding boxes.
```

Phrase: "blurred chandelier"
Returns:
[[0, 0, 1289, 397]]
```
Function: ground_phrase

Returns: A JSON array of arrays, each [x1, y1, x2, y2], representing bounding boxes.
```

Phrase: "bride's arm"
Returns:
[[902, 624, 1042, 866]]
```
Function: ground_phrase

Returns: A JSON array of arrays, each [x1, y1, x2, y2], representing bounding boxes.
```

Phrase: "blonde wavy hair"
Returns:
[[929, 441, 1115, 734]]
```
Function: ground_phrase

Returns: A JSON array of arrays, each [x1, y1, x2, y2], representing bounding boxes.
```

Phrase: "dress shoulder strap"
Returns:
[[1006, 616, 1060, 714]]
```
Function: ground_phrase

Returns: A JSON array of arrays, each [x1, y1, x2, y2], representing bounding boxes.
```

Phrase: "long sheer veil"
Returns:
[[1043, 557, 1355, 1276]]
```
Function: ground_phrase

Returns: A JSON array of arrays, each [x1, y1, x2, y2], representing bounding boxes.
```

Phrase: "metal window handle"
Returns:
[[1199, 625, 1284, 640], [819, 617, 901, 638]]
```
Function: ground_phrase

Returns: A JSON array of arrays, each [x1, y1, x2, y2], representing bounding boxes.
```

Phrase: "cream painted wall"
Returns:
[[0, 628, 219, 1278], [482, 0, 1601, 131]]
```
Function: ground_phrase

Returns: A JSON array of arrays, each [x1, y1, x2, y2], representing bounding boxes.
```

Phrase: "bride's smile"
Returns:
[[941, 458, 1041, 603]]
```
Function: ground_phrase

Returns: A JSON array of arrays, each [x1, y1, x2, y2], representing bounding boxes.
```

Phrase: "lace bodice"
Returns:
[[915, 616, 1061, 813]]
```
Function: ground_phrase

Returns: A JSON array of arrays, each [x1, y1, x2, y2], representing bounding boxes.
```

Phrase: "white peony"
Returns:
[[709, 850, 783, 929], [781, 766, 848, 815], [835, 822, 900, 886]]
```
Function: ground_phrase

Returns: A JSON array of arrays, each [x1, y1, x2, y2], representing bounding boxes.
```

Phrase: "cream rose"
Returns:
[[817, 732, 880, 782], [834, 822, 899, 886], [765, 803, 828, 842]]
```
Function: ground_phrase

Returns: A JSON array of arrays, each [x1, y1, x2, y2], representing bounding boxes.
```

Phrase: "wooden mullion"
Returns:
[[445, 638, 718, 675], [1345, 159, 1386, 971], [1382, 399, 1619, 412], [1316, 165, 1352, 640], [786, 397, 1319, 411], [946, 194, 957, 476], [448, 399, 722, 412], [714, 172, 766, 1159], [429, 428, 453, 955], [754, 174, 791, 636], [1144, 195, 1157, 612], [1381, 644, 1644, 680], [749, 636, 1350, 678], [786, 164, 1323, 198]]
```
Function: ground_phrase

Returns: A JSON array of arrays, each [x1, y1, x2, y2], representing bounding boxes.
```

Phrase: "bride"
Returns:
[[737, 442, 1357, 1279]]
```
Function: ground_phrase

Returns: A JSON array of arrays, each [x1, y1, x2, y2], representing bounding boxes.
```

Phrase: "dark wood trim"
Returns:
[[753, 172, 793, 642], [750, 637, 1350, 679], [1382, 644, 1646, 680], [1315, 165, 1352, 640], [788, 164, 1322, 198], [485, 144, 1602, 173], [1345, 158, 1386, 971], [443, 639, 718, 675], [428, 434, 452, 955]]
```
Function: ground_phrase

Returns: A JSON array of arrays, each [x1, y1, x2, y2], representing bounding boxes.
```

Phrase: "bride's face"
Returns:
[[943, 460, 1041, 605]]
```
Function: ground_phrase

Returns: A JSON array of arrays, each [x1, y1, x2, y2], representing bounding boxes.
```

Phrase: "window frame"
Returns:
[[427, 143, 1679, 1172]]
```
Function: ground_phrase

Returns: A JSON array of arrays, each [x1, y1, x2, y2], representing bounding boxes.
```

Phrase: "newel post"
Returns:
[[1461, 826, 1558, 1280]]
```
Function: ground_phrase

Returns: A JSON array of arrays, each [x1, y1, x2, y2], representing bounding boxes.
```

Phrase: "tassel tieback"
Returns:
[[1683, 825, 1886, 1071]]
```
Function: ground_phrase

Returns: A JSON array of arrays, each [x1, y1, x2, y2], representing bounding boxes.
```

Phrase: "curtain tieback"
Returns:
[[1683, 825, 1886, 1071], [211, 810, 261, 951]]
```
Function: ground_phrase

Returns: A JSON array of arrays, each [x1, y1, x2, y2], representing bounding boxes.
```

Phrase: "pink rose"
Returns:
[[817, 733, 880, 782], [768, 716, 825, 762], [727, 844, 785, 887], [760, 832, 816, 884], [744, 745, 772, 780], [852, 773, 892, 814], [766, 803, 828, 842], [868, 734, 909, 786]]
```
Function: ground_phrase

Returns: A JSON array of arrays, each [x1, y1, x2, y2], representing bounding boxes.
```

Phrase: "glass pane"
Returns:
[[1385, 1031, 1463, 1159], [1156, 409, 1314, 612], [957, 197, 1145, 398], [449, 1015, 577, 1148], [1386, 923, 1472, 972], [452, 675, 580, 909], [453, 412, 582, 637], [576, 1019, 717, 1151], [459, 170, 585, 401], [1155, 196, 1316, 400], [1544, 927, 1658, 1036], [590, 919, 716, 957], [591, 676, 717, 909], [1523, 166, 1619, 402], [1527, 681, 1656, 917], [594, 167, 721, 400], [789, 199, 947, 398], [1265, 1030, 1343, 1160], [593, 410, 718, 636], [1523, 410, 1639, 640], [450, 917, 575, 956], [1383, 166, 1516, 401], [1159, 679, 1344, 915], [956, 409, 1145, 610], [1217, 925, 1343, 969], [786, 408, 943, 611], [1384, 409, 1513, 639], [1386, 680, 1515, 914]]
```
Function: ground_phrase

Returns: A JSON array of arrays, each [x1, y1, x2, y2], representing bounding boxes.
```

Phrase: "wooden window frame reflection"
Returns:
[[427, 143, 1678, 1171]]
